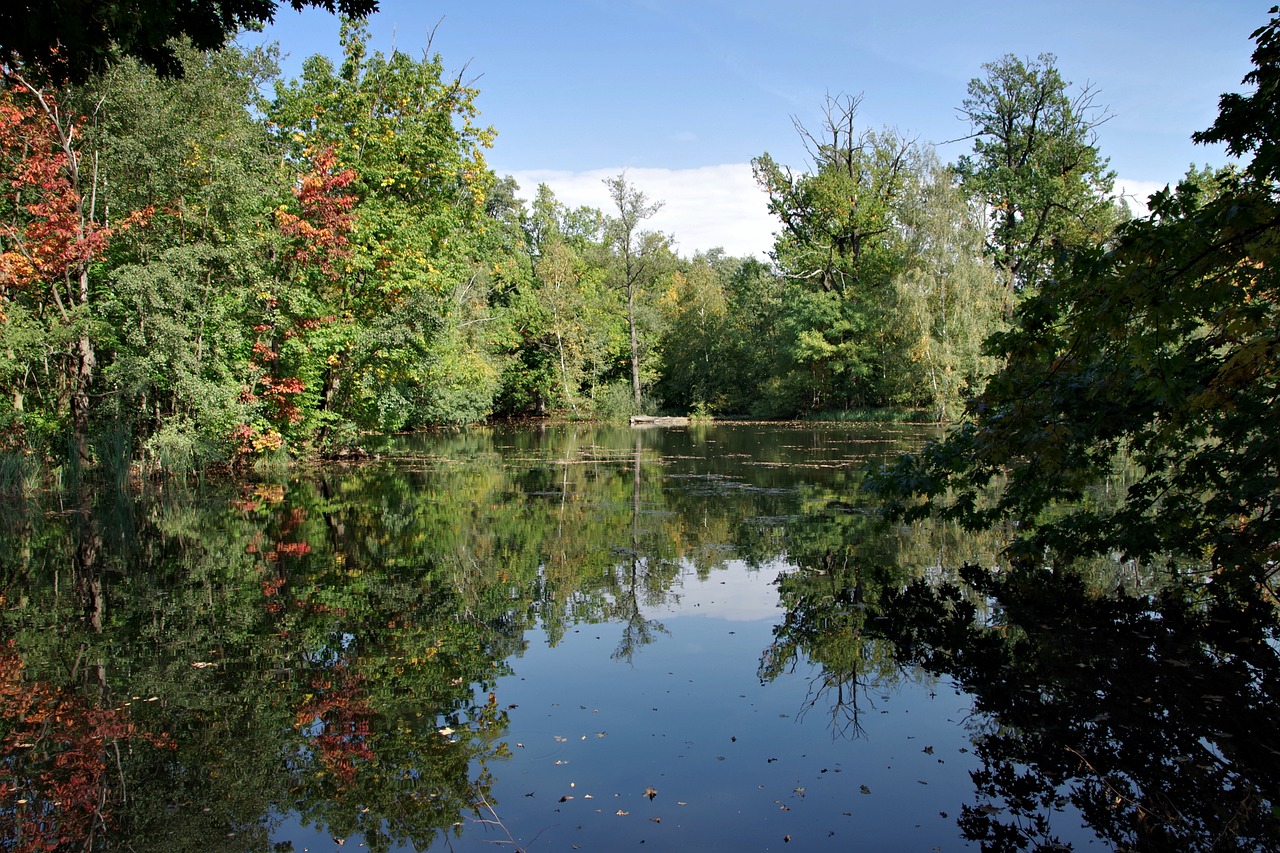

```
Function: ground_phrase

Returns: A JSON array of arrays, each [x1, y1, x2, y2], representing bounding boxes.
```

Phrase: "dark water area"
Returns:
[[2, 423, 1277, 851]]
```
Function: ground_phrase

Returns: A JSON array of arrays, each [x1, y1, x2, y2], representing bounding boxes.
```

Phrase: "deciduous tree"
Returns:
[[753, 95, 925, 413], [955, 53, 1120, 297], [604, 174, 671, 409], [871, 18, 1280, 579]]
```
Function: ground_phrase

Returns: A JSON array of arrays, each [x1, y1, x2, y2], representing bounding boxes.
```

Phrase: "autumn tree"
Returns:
[[0, 67, 148, 467], [267, 19, 505, 432]]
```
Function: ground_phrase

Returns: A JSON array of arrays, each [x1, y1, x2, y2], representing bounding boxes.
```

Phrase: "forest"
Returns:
[[1, 13, 1127, 479]]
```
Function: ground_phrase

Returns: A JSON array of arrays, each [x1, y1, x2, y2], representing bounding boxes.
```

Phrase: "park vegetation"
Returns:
[[2, 15, 1129, 478]]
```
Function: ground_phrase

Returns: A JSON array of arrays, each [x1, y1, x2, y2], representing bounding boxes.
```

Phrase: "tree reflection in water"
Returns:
[[759, 498, 911, 739], [1, 424, 1275, 851], [879, 564, 1280, 851]]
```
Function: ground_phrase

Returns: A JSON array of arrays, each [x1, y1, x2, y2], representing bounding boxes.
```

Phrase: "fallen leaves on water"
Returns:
[[644, 786, 657, 800], [616, 810, 629, 816]]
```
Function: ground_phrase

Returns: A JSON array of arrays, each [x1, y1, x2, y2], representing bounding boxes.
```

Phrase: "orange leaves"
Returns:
[[0, 82, 109, 296]]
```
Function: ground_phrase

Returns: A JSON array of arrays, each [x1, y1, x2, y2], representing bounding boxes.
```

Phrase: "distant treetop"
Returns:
[[0, 0, 379, 83]]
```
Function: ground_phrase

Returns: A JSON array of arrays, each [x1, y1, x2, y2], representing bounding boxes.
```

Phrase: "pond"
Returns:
[[2, 423, 1277, 851]]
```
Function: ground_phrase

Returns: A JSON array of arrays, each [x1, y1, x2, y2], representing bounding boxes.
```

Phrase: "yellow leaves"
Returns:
[[0, 250, 36, 288]]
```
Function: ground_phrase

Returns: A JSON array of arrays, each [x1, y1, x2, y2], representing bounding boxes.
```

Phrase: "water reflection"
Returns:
[[0, 423, 1275, 851], [879, 565, 1280, 851]]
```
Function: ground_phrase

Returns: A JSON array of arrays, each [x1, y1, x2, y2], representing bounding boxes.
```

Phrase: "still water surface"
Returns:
[[3, 423, 1227, 850]]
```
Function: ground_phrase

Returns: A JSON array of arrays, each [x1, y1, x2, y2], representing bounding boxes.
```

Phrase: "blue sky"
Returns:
[[243, 1, 1267, 257]]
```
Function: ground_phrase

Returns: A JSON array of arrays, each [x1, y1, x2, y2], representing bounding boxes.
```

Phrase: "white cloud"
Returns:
[[506, 164, 780, 259], [506, 168, 1172, 256], [1115, 178, 1170, 216]]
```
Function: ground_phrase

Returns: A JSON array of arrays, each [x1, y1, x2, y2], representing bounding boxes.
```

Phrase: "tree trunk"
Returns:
[[628, 288, 641, 407]]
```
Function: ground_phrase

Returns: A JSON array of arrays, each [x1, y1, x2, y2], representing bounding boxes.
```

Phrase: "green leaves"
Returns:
[[955, 53, 1120, 295], [870, 23, 1280, 574]]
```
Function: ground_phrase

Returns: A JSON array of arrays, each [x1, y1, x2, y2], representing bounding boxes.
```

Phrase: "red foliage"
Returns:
[[275, 541, 312, 558], [275, 146, 357, 280], [260, 376, 305, 425], [0, 82, 148, 299], [293, 664, 376, 785], [250, 340, 279, 362], [0, 642, 171, 852]]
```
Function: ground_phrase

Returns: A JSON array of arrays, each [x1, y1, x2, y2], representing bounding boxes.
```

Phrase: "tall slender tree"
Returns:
[[604, 174, 669, 408]]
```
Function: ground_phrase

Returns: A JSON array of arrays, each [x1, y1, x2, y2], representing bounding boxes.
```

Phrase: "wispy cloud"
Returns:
[[506, 164, 779, 259]]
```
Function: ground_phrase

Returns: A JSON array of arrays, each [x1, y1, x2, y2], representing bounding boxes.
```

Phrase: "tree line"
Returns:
[[2, 18, 1125, 475]]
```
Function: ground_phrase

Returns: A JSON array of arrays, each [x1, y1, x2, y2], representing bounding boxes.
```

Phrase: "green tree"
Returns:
[[267, 19, 503, 432], [891, 155, 1005, 421], [90, 43, 283, 469], [753, 94, 924, 413], [604, 174, 672, 410], [495, 183, 617, 417], [655, 250, 786, 416], [656, 253, 730, 413], [955, 53, 1121, 297], [871, 18, 1280, 581]]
